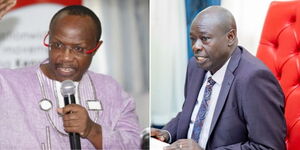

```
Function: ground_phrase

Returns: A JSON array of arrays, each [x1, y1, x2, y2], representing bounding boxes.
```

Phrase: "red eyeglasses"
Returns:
[[43, 33, 100, 55]]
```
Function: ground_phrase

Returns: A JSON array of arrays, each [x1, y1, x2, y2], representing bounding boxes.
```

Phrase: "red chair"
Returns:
[[257, 1, 300, 149]]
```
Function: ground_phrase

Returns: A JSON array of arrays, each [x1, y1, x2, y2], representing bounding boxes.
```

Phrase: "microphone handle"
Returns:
[[64, 95, 81, 150], [64, 94, 76, 105], [70, 94, 76, 104], [69, 132, 81, 150]]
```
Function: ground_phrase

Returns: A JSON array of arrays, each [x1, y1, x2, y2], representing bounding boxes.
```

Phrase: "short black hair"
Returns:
[[49, 5, 102, 41]]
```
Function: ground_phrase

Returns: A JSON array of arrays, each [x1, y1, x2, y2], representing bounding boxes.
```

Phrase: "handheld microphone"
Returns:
[[61, 80, 81, 150]]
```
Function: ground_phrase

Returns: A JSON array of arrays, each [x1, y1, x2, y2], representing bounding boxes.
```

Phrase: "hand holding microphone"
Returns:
[[57, 104, 94, 138], [59, 80, 94, 149]]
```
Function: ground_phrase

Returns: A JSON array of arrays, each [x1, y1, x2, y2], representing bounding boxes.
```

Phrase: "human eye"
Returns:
[[201, 36, 210, 42], [190, 37, 196, 44], [72, 46, 85, 53], [51, 42, 63, 49]]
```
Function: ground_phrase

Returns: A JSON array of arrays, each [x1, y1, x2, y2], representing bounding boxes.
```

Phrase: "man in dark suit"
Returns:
[[151, 6, 286, 150]]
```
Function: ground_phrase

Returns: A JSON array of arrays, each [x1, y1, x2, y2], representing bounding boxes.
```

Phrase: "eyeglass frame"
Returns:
[[43, 33, 100, 55]]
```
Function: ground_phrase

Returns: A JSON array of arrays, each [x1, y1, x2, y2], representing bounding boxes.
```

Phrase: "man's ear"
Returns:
[[227, 29, 236, 46], [92, 40, 103, 56]]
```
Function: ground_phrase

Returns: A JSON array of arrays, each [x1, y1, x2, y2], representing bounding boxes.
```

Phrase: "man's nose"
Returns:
[[192, 39, 204, 53], [61, 46, 74, 60]]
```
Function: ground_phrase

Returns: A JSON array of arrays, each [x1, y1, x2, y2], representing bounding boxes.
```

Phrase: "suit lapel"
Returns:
[[208, 47, 242, 137], [177, 61, 206, 139]]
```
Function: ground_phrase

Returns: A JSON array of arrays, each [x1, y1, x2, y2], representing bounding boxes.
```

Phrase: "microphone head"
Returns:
[[61, 80, 76, 96]]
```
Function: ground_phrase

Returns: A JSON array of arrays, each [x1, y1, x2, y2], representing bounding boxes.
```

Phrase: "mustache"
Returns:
[[54, 63, 76, 69], [194, 54, 208, 58], [194, 51, 207, 58]]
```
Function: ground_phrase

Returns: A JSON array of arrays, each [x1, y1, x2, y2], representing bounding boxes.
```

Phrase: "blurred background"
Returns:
[[0, 0, 149, 130], [150, 0, 291, 127]]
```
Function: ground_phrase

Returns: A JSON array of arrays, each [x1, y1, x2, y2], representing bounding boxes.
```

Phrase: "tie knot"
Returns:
[[207, 77, 216, 86]]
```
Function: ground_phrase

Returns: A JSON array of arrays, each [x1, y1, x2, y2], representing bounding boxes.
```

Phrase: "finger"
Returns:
[[57, 108, 63, 115], [0, 0, 15, 10], [62, 104, 83, 114], [0, 0, 9, 8], [63, 112, 79, 121], [64, 126, 80, 133], [64, 126, 85, 135], [176, 139, 199, 150], [151, 129, 166, 141], [163, 144, 177, 150], [157, 135, 166, 142], [79, 132, 85, 137], [150, 128, 160, 136], [0, 0, 10, 4], [176, 139, 189, 143], [0, 4, 13, 18], [63, 120, 80, 128]]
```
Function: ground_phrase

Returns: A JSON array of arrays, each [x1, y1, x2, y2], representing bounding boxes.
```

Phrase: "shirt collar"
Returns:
[[209, 57, 231, 85]]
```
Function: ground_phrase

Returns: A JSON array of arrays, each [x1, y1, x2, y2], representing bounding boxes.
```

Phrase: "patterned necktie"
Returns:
[[191, 77, 216, 143]]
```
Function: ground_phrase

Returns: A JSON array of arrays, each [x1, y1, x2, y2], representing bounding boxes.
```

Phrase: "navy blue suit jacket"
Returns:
[[163, 46, 286, 149]]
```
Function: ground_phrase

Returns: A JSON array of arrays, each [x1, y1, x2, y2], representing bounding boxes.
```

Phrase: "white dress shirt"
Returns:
[[187, 57, 231, 149]]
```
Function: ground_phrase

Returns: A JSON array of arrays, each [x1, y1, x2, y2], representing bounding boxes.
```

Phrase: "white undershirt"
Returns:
[[187, 57, 231, 149], [55, 81, 80, 108]]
